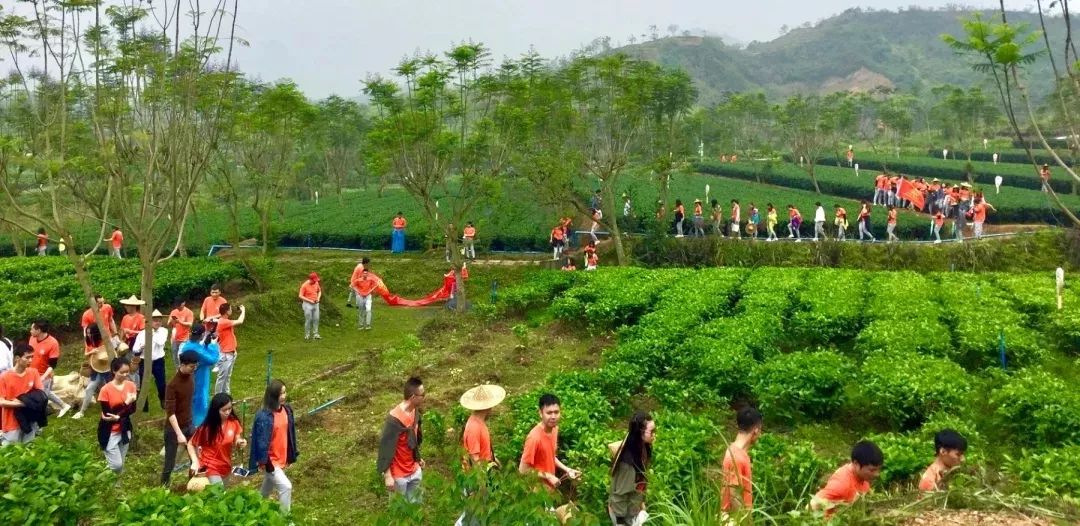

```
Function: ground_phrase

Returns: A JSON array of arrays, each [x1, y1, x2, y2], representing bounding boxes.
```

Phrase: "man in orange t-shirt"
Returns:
[[352, 269, 379, 330], [35, 228, 48, 256], [210, 302, 246, 395], [886, 206, 899, 242], [971, 198, 995, 239], [167, 297, 194, 367], [29, 320, 71, 416], [519, 393, 580, 491], [811, 441, 883, 519], [298, 272, 322, 341], [919, 429, 967, 492], [346, 257, 371, 307], [377, 377, 425, 503], [550, 224, 566, 261], [105, 226, 123, 258], [462, 222, 477, 260], [0, 344, 44, 445], [200, 285, 227, 321], [721, 407, 763, 517]]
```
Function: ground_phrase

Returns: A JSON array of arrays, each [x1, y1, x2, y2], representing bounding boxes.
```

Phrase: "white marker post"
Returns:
[[992, 153, 999, 165], [854, 163, 860, 177], [315, 191, 319, 206], [942, 148, 949, 160], [1057, 267, 1065, 310], [994, 176, 1003, 194], [705, 184, 710, 206]]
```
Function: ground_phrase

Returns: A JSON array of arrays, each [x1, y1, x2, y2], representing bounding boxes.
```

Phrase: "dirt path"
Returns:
[[902, 510, 1054, 526]]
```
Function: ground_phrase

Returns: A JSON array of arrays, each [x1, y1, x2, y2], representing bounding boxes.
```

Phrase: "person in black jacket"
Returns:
[[249, 379, 297, 513], [97, 358, 137, 473], [0, 344, 45, 446]]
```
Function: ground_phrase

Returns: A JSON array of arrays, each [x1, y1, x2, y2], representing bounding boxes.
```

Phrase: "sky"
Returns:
[[232, 0, 1007, 99]]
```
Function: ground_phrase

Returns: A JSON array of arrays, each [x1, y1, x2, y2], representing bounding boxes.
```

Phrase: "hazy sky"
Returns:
[[233, 0, 1006, 99]]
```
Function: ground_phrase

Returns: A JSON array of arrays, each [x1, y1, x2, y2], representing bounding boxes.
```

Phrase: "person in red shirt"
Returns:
[[608, 411, 655, 525], [119, 295, 146, 349], [36, 228, 48, 256], [1040, 163, 1051, 191], [200, 285, 227, 321], [857, 201, 875, 242], [188, 392, 247, 485], [811, 441, 883, 519], [298, 273, 322, 341], [886, 206, 899, 242], [550, 223, 567, 261], [378, 377, 426, 503], [29, 320, 72, 417], [168, 297, 195, 367], [519, 393, 580, 490], [346, 257, 371, 308], [210, 302, 246, 396], [834, 204, 848, 241], [104, 226, 124, 258], [0, 344, 44, 445], [250, 379, 297, 512], [919, 429, 967, 492], [460, 384, 504, 468], [462, 222, 477, 259], [932, 210, 946, 244], [721, 407, 763, 517], [561, 258, 576, 271], [586, 252, 599, 271], [352, 268, 379, 330], [81, 295, 117, 351], [98, 357, 137, 472], [971, 198, 995, 239], [391, 212, 408, 253]]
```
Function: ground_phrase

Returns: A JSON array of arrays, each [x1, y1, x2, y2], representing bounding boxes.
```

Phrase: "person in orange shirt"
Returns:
[[932, 210, 946, 244], [352, 268, 379, 330], [1040, 163, 1051, 192], [811, 441, 883, 519], [730, 199, 742, 239], [550, 223, 567, 261], [462, 222, 477, 259], [104, 226, 124, 258], [200, 285, 227, 321], [29, 319, 72, 417], [609, 411, 655, 525], [971, 198, 995, 239], [391, 211, 408, 253], [346, 257, 371, 308], [560, 257, 576, 271], [919, 429, 967, 492], [873, 173, 887, 206], [119, 295, 146, 350], [188, 392, 247, 486], [834, 204, 848, 241], [249, 379, 297, 512], [81, 294, 117, 350], [857, 201, 875, 242], [0, 344, 44, 445], [36, 227, 48, 256], [298, 273, 322, 341], [519, 393, 580, 490], [586, 251, 599, 271], [98, 357, 137, 472], [378, 377, 426, 503], [210, 302, 246, 396], [721, 407, 763, 517], [886, 205, 899, 242], [692, 199, 705, 237], [168, 297, 195, 367], [845, 147, 854, 167], [458, 383, 505, 523]]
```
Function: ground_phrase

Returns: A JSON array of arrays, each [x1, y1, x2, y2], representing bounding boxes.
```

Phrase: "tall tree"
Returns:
[[776, 95, 831, 193]]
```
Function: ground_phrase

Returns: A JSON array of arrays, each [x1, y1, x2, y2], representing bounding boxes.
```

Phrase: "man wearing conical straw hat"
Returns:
[[455, 384, 505, 526]]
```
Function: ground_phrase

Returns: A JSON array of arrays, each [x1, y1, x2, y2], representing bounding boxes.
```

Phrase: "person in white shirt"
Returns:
[[0, 325, 12, 373], [813, 202, 827, 241], [133, 310, 170, 412]]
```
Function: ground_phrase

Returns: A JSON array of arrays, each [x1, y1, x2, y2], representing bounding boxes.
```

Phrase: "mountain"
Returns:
[[615, 8, 1071, 104]]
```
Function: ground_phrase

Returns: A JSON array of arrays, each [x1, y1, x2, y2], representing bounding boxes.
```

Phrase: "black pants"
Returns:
[[162, 423, 194, 486], [140, 358, 166, 411]]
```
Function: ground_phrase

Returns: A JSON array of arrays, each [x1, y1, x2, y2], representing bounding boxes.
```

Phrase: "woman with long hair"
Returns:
[[673, 199, 685, 237], [608, 411, 655, 526], [188, 392, 247, 485], [249, 379, 298, 513], [97, 357, 137, 473]]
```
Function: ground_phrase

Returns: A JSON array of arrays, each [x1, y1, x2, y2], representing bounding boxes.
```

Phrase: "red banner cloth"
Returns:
[[372, 273, 458, 307], [897, 177, 926, 211]]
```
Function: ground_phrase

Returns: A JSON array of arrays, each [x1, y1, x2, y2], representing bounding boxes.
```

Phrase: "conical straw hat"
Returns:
[[89, 346, 112, 373], [459, 384, 506, 411], [119, 295, 145, 306]]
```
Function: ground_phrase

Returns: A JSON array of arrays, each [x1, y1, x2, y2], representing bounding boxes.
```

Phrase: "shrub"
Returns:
[[862, 432, 927, 487], [0, 438, 113, 525], [857, 351, 973, 430], [101, 486, 287, 525], [497, 270, 580, 315], [752, 351, 853, 422], [789, 269, 867, 344], [989, 369, 1080, 447], [670, 335, 757, 403], [647, 410, 722, 505], [1004, 445, 1080, 506], [750, 434, 833, 513]]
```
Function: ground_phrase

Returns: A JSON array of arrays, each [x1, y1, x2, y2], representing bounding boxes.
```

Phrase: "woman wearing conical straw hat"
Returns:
[[455, 384, 506, 526]]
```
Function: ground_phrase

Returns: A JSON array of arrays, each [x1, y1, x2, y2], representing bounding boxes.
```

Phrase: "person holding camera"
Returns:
[[179, 323, 220, 430], [210, 303, 246, 395]]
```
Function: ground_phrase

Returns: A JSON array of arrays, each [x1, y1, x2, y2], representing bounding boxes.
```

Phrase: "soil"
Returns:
[[901, 510, 1055, 526]]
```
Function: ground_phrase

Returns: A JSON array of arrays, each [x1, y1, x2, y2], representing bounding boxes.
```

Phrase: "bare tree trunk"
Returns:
[[135, 256, 156, 408], [445, 229, 468, 312], [809, 165, 822, 194], [601, 184, 628, 266], [260, 208, 271, 257], [66, 244, 116, 357]]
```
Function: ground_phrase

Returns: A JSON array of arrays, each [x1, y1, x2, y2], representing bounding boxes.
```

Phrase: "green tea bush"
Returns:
[[863, 432, 927, 487], [937, 276, 1047, 369], [750, 434, 833, 513], [824, 153, 1073, 193], [0, 439, 113, 525], [670, 335, 757, 403], [647, 410, 722, 505], [496, 269, 580, 315], [699, 315, 783, 362], [789, 269, 867, 344], [989, 369, 1080, 447], [858, 351, 973, 430], [1004, 445, 1080, 506], [101, 486, 288, 525], [752, 351, 853, 422]]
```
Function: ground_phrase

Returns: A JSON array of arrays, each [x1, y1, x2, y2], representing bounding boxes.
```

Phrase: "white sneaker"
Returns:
[[72, 411, 84, 420], [313, 334, 321, 340], [58, 404, 71, 418], [934, 240, 942, 244], [211, 366, 219, 373]]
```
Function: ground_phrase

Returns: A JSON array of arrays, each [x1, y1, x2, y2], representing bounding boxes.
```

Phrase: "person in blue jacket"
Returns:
[[249, 379, 298, 513], [179, 323, 219, 428]]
